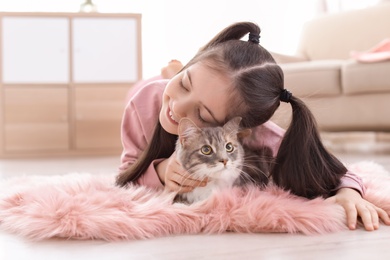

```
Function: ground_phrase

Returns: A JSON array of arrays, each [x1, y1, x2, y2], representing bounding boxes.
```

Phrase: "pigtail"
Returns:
[[182, 22, 264, 75], [116, 121, 177, 187], [271, 96, 347, 198], [200, 22, 260, 51]]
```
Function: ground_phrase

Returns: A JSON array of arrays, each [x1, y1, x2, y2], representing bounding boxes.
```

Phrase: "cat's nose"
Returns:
[[220, 159, 228, 166]]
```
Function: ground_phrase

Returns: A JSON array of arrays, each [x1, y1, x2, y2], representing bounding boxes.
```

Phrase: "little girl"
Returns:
[[116, 22, 390, 231]]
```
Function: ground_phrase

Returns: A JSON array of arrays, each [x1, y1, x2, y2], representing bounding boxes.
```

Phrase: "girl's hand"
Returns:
[[161, 60, 183, 79], [326, 188, 390, 231], [156, 152, 208, 194]]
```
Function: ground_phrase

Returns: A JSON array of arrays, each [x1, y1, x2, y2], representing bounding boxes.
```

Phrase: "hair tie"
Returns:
[[248, 33, 260, 44], [280, 89, 292, 103]]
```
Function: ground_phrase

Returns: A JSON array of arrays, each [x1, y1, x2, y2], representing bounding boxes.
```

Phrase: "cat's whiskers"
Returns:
[[239, 165, 268, 183], [244, 154, 274, 167], [239, 153, 272, 186], [237, 165, 259, 183], [244, 159, 271, 176]]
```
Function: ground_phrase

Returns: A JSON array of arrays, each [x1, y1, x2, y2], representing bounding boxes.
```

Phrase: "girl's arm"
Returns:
[[119, 60, 183, 187], [119, 81, 167, 188]]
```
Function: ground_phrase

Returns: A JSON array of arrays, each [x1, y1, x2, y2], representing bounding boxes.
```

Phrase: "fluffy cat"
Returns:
[[175, 117, 270, 204]]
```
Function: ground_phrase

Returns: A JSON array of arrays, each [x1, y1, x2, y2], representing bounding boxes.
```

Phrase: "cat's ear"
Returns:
[[223, 117, 242, 134], [178, 118, 201, 145], [237, 128, 252, 140], [224, 117, 251, 140]]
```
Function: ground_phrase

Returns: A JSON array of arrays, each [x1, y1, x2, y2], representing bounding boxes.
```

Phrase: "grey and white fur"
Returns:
[[175, 117, 270, 204]]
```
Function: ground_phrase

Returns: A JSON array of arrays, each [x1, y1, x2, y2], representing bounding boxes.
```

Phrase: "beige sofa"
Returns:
[[271, 3, 390, 132]]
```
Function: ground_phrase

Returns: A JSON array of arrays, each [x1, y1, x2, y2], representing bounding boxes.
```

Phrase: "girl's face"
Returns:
[[160, 62, 233, 135]]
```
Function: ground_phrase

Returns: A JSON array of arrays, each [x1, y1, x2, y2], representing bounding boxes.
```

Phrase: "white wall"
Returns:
[[0, 0, 381, 78], [114, 0, 319, 78], [158, 0, 318, 68]]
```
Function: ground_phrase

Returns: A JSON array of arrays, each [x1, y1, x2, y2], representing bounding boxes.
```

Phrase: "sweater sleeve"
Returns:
[[119, 80, 168, 189], [337, 171, 366, 196], [244, 121, 366, 196]]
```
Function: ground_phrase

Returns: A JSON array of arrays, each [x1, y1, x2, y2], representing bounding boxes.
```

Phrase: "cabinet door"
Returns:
[[2, 17, 69, 83], [74, 86, 128, 149], [72, 17, 138, 83], [4, 88, 69, 152]]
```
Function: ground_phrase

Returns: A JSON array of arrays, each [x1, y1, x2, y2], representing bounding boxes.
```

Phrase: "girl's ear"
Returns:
[[178, 118, 201, 145]]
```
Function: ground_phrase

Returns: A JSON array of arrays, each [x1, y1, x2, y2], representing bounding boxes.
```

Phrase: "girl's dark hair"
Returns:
[[116, 22, 347, 198], [116, 121, 177, 186]]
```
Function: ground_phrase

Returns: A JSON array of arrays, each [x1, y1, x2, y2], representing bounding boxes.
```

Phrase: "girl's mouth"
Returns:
[[168, 108, 179, 124]]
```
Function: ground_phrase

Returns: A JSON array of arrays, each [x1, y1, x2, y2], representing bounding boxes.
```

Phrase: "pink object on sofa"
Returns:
[[350, 38, 390, 63]]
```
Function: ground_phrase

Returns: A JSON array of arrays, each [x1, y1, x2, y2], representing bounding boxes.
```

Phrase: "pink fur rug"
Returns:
[[1, 161, 390, 241]]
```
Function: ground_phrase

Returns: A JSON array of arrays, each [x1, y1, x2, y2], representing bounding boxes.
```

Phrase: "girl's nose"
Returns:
[[172, 99, 191, 118]]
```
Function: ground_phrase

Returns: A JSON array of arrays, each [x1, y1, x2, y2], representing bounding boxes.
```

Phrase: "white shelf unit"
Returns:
[[0, 12, 142, 157]]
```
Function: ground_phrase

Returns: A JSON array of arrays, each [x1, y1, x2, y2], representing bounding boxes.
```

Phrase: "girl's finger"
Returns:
[[165, 179, 194, 193], [368, 206, 379, 230], [181, 176, 207, 187], [357, 205, 374, 231], [176, 185, 195, 194], [377, 207, 390, 225], [345, 204, 358, 230]]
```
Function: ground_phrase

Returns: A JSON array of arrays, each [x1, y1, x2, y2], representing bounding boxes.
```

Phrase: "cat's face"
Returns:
[[176, 117, 249, 182]]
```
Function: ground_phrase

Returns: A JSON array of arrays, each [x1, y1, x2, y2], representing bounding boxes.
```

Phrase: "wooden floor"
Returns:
[[1, 134, 390, 259]]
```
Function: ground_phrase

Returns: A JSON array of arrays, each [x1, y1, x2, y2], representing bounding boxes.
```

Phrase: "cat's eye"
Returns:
[[200, 145, 213, 155], [225, 143, 234, 153]]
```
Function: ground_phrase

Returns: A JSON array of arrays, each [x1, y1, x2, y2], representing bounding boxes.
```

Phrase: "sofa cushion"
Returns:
[[296, 3, 390, 60], [272, 93, 390, 131], [280, 60, 343, 97], [342, 60, 390, 95]]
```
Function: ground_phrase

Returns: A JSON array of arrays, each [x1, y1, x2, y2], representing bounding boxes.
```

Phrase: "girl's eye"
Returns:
[[180, 79, 189, 91], [225, 143, 234, 153], [180, 76, 207, 124], [197, 109, 207, 123], [200, 145, 213, 155]]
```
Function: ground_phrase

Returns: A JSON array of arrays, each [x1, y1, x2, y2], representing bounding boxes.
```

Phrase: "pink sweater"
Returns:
[[120, 79, 366, 195]]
